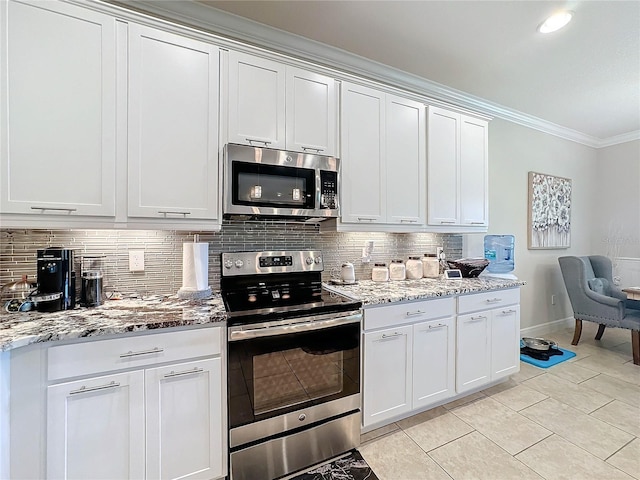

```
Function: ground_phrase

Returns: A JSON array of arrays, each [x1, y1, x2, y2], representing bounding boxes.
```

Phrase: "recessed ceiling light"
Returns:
[[538, 11, 574, 33]]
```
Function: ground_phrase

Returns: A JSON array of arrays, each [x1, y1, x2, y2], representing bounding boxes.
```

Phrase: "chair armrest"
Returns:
[[579, 289, 625, 321]]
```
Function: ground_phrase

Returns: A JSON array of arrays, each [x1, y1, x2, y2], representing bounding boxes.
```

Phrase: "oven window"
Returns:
[[232, 162, 316, 209], [228, 322, 360, 428]]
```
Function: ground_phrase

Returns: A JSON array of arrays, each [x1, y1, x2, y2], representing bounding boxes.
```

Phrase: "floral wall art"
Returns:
[[528, 172, 572, 249]]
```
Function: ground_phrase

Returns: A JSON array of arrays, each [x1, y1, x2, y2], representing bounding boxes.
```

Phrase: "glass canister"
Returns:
[[406, 256, 423, 279], [371, 263, 389, 282], [422, 253, 440, 278], [389, 259, 406, 281]]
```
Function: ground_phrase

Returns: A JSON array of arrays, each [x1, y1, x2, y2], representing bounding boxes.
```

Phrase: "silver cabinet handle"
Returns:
[[301, 146, 323, 153], [406, 310, 426, 317], [246, 138, 271, 146], [400, 219, 418, 223], [501, 309, 517, 315], [357, 217, 376, 222], [163, 367, 204, 378], [486, 298, 502, 303], [381, 332, 403, 339], [158, 211, 191, 216], [31, 206, 77, 212], [70, 381, 120, 395], [440, 221, 456, 224], [469, 315, 487, 321], [119, 347, 164, 358], [428, 323, 446, 329], [470, 222, 485, 225]]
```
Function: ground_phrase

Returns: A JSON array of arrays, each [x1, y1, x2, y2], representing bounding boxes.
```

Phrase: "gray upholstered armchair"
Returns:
[[558, 255, 640, 365]]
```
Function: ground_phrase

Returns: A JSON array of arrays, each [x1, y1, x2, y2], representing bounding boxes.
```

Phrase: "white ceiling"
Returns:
[[198, 0, 640, 144]]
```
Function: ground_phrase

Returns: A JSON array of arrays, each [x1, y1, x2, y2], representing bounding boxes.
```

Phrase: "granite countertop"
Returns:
[[323, 277, 525, 306], [0, 294, 227, 352]]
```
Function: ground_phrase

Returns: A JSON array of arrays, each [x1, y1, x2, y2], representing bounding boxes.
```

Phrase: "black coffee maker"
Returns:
[[35, 248, 75, 311]]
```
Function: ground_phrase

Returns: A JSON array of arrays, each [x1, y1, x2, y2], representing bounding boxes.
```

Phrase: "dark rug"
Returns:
[[289, 450, 379, 480]]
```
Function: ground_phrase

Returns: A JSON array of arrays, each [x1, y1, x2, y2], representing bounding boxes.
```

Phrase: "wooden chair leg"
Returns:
[[632, 330, 639, 366], [571, 319, 582, 345], [595, 324, 606, 340]]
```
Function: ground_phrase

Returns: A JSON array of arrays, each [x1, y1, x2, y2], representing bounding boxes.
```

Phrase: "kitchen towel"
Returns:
[[177, 242, 211, 299]]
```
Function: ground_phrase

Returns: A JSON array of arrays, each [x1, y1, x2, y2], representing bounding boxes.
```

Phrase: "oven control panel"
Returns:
[[222, 250, 323, 276]]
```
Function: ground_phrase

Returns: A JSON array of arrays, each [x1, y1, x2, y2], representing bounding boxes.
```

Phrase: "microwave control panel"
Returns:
[[319, 171, 338, 210]]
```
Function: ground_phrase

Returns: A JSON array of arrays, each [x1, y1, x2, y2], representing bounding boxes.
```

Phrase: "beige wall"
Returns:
[[476, 119, 599, 331]]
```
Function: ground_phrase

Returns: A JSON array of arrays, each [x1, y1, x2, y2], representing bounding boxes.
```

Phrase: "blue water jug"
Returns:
[[484, 235, 515, 274]]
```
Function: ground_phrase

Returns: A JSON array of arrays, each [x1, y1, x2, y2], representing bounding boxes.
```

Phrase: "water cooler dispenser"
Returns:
[[482, 235, 517, 279]]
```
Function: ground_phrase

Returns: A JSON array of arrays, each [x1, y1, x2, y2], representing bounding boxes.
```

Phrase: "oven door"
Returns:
[[227, 312, 361, 440]]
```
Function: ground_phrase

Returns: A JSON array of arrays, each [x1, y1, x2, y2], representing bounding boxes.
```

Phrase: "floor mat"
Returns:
[[520, 346, 576, 368], [288, 450, 378, 480]]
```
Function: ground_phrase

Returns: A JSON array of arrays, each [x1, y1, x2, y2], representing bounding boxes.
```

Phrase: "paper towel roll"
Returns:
[[181, 242, 209, 291]]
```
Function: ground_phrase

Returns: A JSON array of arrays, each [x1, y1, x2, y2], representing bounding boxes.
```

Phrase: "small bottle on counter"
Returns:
[[422, 253, 440, 278], [389, 259, 406, 281], [371, 263, 389, 282], [406, 256, 423, 279]]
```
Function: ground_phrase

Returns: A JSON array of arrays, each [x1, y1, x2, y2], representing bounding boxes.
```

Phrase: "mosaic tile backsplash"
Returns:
[[0, 221, 462, 296]]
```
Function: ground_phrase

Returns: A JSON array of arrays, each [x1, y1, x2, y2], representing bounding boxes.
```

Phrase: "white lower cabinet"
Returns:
[[146, 358, 223, 480], [413, 317, 456, 408], [456, 289, 521, 394], [47, 371, 146, 480], [46, 328, 226, 480], [362, 298, 455, 428], [363, 325, 413, 426]]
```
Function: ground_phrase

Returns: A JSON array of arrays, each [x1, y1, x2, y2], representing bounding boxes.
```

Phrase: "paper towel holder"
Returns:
[[177, 236, 212, 300]]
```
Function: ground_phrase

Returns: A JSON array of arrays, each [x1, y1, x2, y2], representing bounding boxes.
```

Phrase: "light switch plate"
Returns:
[[129, 250, 145, 272]]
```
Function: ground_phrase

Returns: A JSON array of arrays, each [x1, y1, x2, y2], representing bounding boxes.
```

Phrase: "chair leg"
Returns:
[[632, 330, 639, 366], [571, 319, 582, 345], [595, 324, 606, 340]]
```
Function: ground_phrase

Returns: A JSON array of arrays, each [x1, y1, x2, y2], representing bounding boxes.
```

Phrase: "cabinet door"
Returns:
[[228, 51, 285, 149], [427, 106, 459, 226], [363, 325, 412, 427], [47, 371, 145, 480], [146, 358, 224, 480], [413, 317, 455, 408], [491, 305, 521, 380], [456, 312, 491, 393], [385, 95, 426, 225], [460, 115, 488, 226], [1, 0, 116, 216], [340, 82, 386, 224], [286, 67, 336, 156], [128, 24, 219, 220]]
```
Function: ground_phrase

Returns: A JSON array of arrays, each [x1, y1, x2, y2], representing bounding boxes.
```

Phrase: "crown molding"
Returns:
[[105, 0, 637, 149]]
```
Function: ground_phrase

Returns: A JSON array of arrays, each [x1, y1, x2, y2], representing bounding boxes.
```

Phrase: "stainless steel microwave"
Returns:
[[223, 143, 340, 220]]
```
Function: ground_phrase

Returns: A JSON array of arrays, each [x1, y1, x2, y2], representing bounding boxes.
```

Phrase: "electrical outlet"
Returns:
[[129, 250, 145, 272], [551, 294, 556, 305]]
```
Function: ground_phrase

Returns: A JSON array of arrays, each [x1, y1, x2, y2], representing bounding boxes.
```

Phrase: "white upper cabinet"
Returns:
[[286, 67, 336, 155], [460, 115, 489, 226], [1, 0, 116, 217], [228, 51, 286, 149], [385, 94, 426, 225], [340, 82, 386, 224], [427, 107, 459, 226], [128, 24, 220, 221], [340, 83, 425, 228], [427, 106, 488, 228], [228, 51, 337, 155]]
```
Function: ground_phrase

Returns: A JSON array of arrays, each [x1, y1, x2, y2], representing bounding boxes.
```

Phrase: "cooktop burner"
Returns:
[[220, 251, 361, 325]]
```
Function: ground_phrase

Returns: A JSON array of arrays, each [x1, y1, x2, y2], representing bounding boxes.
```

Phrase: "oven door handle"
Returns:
[[228, 312, 362, 341]]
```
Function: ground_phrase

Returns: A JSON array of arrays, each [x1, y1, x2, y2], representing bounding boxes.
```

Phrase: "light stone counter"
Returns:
[[0, 294, 226, 352], [323, 277, 525, 306]]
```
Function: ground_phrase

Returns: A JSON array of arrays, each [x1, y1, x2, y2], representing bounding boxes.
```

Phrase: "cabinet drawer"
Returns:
[[364, 297, 455, 330], [457, 288, 520, 314], [48, 327, 221, 381]]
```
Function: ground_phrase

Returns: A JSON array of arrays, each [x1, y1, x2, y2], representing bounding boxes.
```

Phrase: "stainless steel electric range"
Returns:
[[221, 250, 362, 480]]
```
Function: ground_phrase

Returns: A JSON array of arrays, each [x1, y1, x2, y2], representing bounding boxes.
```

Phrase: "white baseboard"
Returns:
[[520, 317, 574, 338]]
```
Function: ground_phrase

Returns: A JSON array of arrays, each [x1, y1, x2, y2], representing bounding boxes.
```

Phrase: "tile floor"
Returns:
[[358, 323, 640, 480]]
